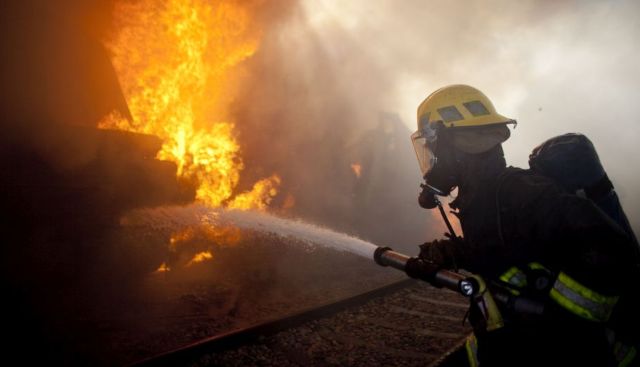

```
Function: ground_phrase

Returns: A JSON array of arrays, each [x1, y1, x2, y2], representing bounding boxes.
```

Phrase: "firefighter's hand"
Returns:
[[419, 240, 458, 269], [419, 240, 445, 263], [405, 257, 441, 285]]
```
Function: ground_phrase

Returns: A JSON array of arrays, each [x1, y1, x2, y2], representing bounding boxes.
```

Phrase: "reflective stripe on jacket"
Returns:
[[465, 334, 479, 367], [498, 264, 618, 323], [549, 271, 618, 322], [613, 341, 637, 367], [498, 262, 548, 294]]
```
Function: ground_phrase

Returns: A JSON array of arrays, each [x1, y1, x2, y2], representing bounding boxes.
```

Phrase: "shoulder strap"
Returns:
[[494, 167, 523, 247]]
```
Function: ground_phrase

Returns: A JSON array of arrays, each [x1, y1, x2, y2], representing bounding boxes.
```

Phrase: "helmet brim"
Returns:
[[451, 123, 512, 154]]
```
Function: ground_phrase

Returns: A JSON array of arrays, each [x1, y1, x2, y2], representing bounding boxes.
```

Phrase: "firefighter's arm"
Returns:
[[550, 195, 640, 344], [546, 194, 634, 295], [500, 172, 634, 290], [504, 173, 636, 323]]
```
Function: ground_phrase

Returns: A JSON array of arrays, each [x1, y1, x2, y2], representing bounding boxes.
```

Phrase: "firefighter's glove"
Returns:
[[405, 257, 441, 286], [419, 240, 451, 266]]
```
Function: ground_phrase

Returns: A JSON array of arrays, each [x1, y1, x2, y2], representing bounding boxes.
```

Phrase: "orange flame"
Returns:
[[351, 163, 362, 178], [162, 221, 243, 271], [228, 174, 281, 210], [100, 0, 279, 209], [155, 262, 171, 273], [186, 251, 213, 266]]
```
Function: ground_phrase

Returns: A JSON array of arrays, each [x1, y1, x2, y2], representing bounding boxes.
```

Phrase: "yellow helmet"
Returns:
[[416, 84, 514, 131], [411, 85, 515, 175]]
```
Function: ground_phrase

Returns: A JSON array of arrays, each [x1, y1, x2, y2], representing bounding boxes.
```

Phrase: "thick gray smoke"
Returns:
[[232, 4, 434, 252], [235, 0, 640, 236]]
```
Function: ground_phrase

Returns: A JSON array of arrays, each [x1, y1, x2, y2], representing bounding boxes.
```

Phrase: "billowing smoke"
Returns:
[[231, 4, 436, 252], [234, 0, 640, 236]]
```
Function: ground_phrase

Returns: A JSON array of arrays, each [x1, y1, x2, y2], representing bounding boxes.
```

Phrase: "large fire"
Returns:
[[100, 0, 279, 209]]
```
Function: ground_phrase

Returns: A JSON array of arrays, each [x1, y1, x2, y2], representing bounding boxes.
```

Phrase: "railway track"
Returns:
[[129, 279, 471, 367]]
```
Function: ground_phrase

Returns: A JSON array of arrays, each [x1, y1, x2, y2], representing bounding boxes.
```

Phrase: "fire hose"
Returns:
[[374, 247, 478, 297], [373, 247, 545, 317]]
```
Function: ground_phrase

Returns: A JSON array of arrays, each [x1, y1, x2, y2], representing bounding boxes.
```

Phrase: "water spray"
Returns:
[[125, 206, 481, 298]]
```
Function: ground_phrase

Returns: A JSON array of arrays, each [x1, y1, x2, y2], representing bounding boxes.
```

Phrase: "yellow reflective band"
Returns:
[[557, 272, 619, 306], [527, 262, 547, 271], [499, 266, 527, 287], [465, 334, 479, 367], [470, 275, 505, 331], [550, 272, 619, 322], [506, 287, 521, 296], [614, 342, 637, 367]]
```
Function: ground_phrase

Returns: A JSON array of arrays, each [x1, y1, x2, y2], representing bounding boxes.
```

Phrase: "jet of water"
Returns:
[[123, 204, 380, 259]]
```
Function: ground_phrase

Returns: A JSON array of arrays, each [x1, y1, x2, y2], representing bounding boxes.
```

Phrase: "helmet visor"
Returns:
[[411, 130, 437, 176]]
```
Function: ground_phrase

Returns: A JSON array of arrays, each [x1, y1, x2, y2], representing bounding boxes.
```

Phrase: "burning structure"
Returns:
[[99, 0, 281, 210], [0, 0, 431, 364]]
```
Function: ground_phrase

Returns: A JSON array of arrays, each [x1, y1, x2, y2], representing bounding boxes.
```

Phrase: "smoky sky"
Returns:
[[237, 0, 640, 235]]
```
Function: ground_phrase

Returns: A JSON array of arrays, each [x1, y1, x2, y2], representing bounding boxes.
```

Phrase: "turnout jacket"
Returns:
[[422, 167, 639, 366]]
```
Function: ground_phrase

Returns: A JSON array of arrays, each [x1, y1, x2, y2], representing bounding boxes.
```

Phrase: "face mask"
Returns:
[[412, 123, 458, 201], [410, 122, 439, 176]]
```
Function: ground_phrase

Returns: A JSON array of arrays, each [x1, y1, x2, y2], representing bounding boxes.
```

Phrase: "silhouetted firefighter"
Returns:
[[376, 85, 639, 366]]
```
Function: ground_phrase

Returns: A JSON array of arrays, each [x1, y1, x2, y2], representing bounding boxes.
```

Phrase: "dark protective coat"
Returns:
[[423, 166, 639, 366]]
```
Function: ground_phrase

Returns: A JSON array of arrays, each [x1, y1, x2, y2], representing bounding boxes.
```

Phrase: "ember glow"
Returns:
[[164, 219, 243, 269], [187, 251, 213, 266], [351, 163, 362, 178], [156, 262, 171, 273], [100, 0, 279, 209]]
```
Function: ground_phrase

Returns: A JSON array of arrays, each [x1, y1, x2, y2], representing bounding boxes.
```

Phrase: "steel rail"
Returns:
[[128, 278, 416, 367]]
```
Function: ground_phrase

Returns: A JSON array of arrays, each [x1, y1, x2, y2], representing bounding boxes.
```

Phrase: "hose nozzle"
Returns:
[[373, 246, 478, 297]]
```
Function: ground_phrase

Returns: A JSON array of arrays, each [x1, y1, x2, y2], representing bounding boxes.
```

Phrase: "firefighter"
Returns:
[[412, 85, 639, 366]]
